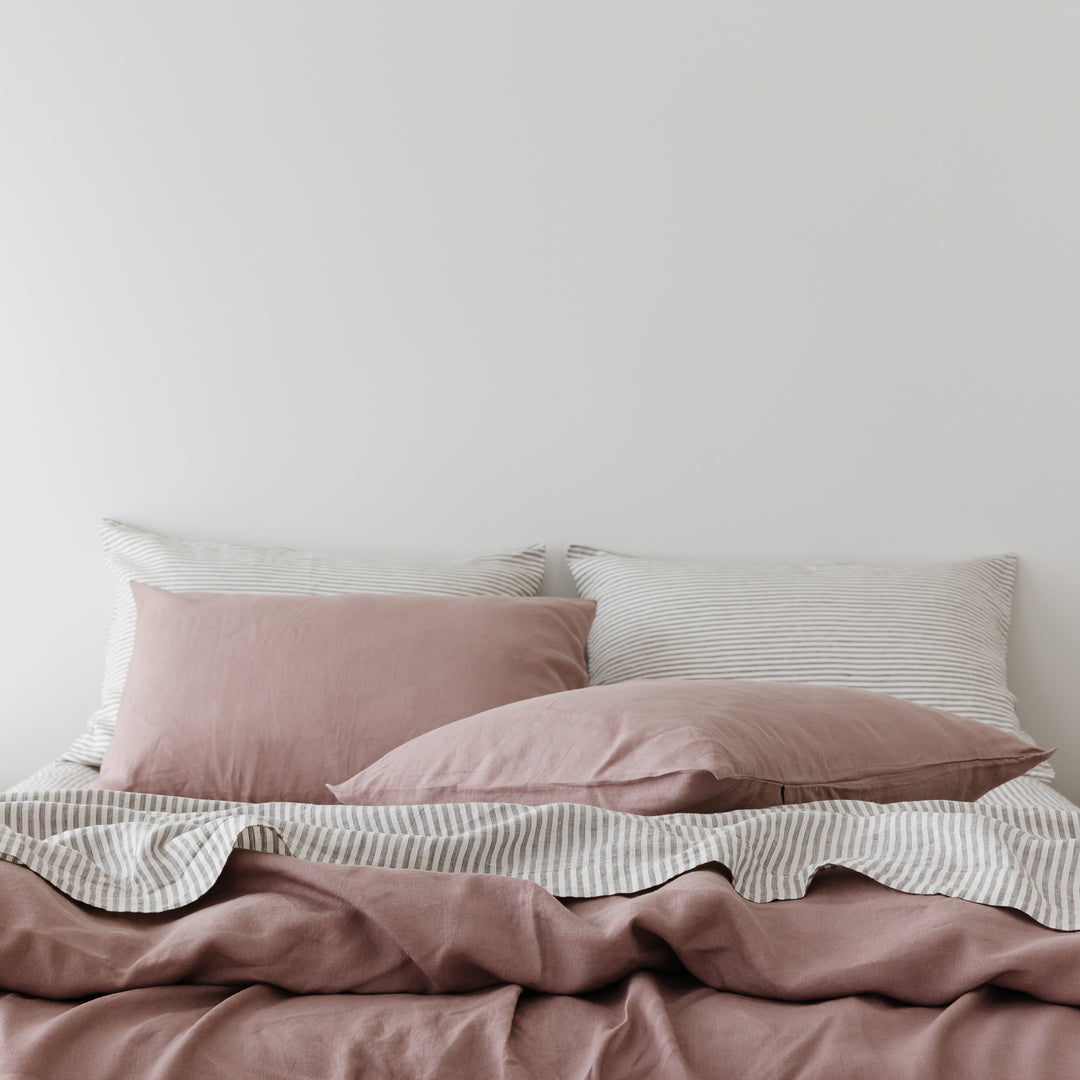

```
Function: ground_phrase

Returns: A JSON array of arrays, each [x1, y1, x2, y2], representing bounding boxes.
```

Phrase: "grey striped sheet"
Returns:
[[567, 546, 1052, 782], [977, 775, 1080, 812], [62, 521, 546, 768], [3, 789, 1080, 929], [5, 760, 102, 793]]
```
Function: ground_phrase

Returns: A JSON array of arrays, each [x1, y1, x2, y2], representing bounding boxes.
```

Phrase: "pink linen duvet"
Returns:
[[3, 789, 1080, 1079]]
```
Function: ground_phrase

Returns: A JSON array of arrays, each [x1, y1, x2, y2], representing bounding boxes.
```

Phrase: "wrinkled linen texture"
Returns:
[[5, 787, 1080, 1079], [3, 789, 1080, 927]]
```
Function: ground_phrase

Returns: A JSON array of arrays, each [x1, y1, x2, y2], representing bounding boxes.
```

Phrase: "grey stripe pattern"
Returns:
[[62, 521, 546, 767], [567, 546, 1051, 781], [4, 760, 102, 793], [977, 775, 1079, 811], [4, 789, 1080, 929]]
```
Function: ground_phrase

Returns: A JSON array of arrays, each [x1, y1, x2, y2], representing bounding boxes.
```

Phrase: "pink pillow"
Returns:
[[329, 679, 1053, 813], [96, 584, 595, 803]]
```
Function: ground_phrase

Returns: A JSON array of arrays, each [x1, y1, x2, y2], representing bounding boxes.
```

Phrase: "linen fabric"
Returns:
[[330, 680, 1051, 813], [5, 857, 1080, 1080], [975, 774, 1079, 810], [5, 787, 1080, 927], [9, 852, 1080, 1004], [4, 982, 1076, 1080], [63, 520, 547, 768], [566, 546, 1052, 780], [8, 760, 1076, 812], [96, 584, 594, 803], [6, 786, 1080, 1078], [4, 759, 103, 793]]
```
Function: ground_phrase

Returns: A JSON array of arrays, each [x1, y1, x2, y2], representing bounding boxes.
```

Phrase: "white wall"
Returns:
[[2, 4, 1078, 795]]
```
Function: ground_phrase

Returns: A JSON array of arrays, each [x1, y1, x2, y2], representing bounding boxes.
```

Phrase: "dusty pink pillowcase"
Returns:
[[96, 583, 595, 803], [329, 679, 1053, 813]]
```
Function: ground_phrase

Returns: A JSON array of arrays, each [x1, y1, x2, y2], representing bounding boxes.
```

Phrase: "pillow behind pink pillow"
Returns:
[[329, 679, 1053, 813], [96, 584, 595, 803]]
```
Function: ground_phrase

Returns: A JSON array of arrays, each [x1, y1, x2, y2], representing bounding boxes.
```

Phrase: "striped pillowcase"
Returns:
[[566, 546, 1052, 782], [62, 520, 546, 768]]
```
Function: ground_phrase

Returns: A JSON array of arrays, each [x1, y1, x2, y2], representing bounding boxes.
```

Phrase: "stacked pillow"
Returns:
[[96, 583, 595, 803], [329, 678, 1051, 813], [566, 545, 1051, 782], [64, 519, 550, 769], [80, 524, 1051, 806]]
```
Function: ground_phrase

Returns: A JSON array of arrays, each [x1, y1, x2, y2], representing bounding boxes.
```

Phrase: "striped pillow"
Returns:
[[62, 520, 546, 768], [566, 546, 1052, 782]]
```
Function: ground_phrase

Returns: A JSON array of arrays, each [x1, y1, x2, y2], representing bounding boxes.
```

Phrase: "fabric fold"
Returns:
[[3, 790, 1080, 927]]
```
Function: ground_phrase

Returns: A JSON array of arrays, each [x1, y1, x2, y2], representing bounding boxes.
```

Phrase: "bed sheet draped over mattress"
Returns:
[[3, 787, 1080, 1079], [3, 789, 1080, 925]]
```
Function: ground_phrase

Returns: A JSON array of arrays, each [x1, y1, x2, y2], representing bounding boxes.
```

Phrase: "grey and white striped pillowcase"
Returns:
[[567, 546, 1052, 782], [61, 520, 546, 767]]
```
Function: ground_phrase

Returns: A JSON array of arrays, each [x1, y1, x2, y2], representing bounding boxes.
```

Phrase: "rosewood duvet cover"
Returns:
[[6, 527, 1072, 1078], [2, 780, 1080, 1080]]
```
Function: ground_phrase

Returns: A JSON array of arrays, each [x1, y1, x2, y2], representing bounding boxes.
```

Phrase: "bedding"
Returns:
[[567, 546, 1054, 781], [3, 783, 1080, 1078], [95, 584, 594, 802], [63, 521, 547, 769], [329, 679, 1052, 813], [9, 533, 1076, 1078]]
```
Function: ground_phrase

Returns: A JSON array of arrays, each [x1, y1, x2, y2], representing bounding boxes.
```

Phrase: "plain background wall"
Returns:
[[1, 4, 1078, 795]]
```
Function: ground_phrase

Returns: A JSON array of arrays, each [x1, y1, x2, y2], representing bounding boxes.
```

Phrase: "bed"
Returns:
[[2, 521, 1079, 1080]]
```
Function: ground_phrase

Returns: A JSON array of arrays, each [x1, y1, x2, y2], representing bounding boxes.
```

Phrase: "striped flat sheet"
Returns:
[[4, 787, 1080, 929], [5, 760, 103, 793], [978, 774, 1079, 811]]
